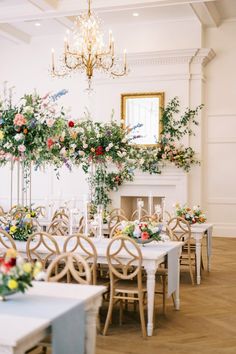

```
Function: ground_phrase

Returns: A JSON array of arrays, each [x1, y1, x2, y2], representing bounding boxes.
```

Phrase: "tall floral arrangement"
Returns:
[[0, 90, 70, 168]]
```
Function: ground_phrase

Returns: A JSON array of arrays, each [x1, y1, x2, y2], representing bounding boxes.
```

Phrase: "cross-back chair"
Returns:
[[46, 252, 91, 285], [63, 233, 97, 285], [0, 230, 17, 255], [131, 208, 148, 221], [103, 235, 147, 338], [26, 232, 60, 270], [47, 218, 69, 236], [167, 216, 194, 284], [108, 214, 128, 235]]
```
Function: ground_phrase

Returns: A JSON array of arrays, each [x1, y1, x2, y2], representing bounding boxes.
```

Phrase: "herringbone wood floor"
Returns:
[[38, 237, 236, 354], [97, 237, 236, 354]]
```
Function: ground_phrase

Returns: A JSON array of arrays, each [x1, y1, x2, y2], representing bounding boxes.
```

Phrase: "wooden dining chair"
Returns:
[[34, 206, 46, 217], [51, 209, 69, 222], [26, 232, 60, 270], [167, 217, 195, 285], [109, 208, 126, 218], [103, 235, 147, 338], [0, 229, 17, 255], [63, 233, 97, 285], [0, 206, 5, 216], [108, 214, 128, 235], [155, 225, 175, 315], [131, 208, 148, 221], [47, 218, 69, 236], [46, 252, 91, 285]]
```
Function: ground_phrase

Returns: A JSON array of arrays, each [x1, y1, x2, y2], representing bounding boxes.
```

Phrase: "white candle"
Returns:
[[137, 199, 143, 221], [148, 192, 153, 215]]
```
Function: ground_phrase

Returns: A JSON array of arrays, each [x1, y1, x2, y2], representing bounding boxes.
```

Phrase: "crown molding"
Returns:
[[126, 48, 215, 66]]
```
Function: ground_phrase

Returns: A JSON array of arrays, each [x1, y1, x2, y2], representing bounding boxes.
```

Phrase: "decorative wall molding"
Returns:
[[95, 73, 191, 85], [208, 198, 236, 205], [125, 48, 215, 67], [207, 137, 236, 144]]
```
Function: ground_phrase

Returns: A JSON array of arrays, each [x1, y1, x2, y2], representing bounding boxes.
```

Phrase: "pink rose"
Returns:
[[46, 118, 55, 128], [18, 144, 26, 153], [14, 114, 27, 127]]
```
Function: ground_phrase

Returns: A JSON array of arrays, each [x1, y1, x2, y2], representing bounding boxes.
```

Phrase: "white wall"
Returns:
[[204, 21, 236, 237], [0, 17, 235, 236]]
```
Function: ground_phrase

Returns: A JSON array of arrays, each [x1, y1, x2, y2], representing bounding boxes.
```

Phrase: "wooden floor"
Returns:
[[97, 237, 236, 354]]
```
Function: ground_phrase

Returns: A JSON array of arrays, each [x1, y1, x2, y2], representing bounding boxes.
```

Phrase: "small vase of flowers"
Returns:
[[174, 203, 206, 224], [0, 249, 45, 301]]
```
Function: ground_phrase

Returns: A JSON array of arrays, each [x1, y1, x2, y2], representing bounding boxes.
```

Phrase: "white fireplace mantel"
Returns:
[[110, 165, 187, 213]]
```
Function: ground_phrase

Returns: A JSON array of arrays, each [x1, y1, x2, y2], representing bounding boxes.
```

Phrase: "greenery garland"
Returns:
[[0, 91, 203, 210]]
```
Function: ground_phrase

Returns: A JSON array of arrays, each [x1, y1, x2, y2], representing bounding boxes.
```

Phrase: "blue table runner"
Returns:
[[0, 294, 85, 354]]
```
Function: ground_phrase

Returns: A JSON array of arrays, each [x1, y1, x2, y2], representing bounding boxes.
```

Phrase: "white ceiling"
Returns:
[[0, 0, 235, 44]]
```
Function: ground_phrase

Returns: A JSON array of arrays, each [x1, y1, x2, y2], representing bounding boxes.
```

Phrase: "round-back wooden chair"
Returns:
[[26, 232, 60, 270], [167, 216, 194, 284], [103, 235, 147, 338], [108, 214, 128, 235], [47, 218, 69, 236], [51, 209, 69, 222], [131, 208, 148, 221], [63, 234, 97, 285], [109, 208, 126, 218], [0, 230, 17, 255], [0, 206, 5, 216], [46, 252, 91, 285], [34, 206, 46, 218]]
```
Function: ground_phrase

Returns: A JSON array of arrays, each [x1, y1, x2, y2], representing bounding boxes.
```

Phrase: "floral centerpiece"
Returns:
[[174, 203, 206, 224], [0, 206, 39, 241], [116, 220, 165, 243], [0, 249, 44, 300], [0, 89, 70, 168]]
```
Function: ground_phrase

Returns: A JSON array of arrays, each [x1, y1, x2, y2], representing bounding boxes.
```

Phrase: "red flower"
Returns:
[[68, 121, 75, 128], [141, 231, 150, 240], [95, 146, 104, 156], [47, 138, 54, 149], [8, 258, 16, 267]]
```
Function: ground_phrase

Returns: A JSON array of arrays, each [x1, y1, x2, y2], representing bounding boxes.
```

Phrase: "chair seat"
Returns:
[[115, 280, 147, 294]]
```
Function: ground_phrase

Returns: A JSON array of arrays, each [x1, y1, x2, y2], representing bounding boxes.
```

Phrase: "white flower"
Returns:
[[14, 133, 24, 141], [34, 271, 46, 281], [78, 150, 85, 156], [83, 143, 88, 149], [16, 257, 25, 266], [23, 106, 34, 115], [140, 158, 144, 165]]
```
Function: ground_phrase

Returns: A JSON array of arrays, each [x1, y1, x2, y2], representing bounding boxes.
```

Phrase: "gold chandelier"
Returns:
[[51, 0, 128, 90]]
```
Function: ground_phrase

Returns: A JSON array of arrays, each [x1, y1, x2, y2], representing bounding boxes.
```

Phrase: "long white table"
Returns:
[[190, 223, 213, 285], [9, 237, 183, 337], [0, 282, 105, 354]]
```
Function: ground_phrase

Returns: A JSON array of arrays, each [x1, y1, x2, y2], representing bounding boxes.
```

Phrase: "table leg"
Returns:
[[207, 227, 213, 272], [173, 251, 180, 310], [195, 238, 201, 285], [145, 267, 156, 336], [85, 297, 102, 354]]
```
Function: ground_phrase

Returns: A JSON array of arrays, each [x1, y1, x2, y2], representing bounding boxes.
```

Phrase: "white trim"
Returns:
[[207, 198, 236, 205]]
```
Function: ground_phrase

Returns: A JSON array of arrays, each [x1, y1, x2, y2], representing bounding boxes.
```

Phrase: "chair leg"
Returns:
[[103, 293, 114, 336], [138, 295, 147, 338], [162, 275, 166, 315], [119, 299, 123, 326], [189, 264, 195, 285]]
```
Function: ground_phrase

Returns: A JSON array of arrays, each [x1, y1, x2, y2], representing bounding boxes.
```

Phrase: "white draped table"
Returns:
[[0, 282, 105, 354], [7, 238, 183, 337], [190, 223, 213, 285]]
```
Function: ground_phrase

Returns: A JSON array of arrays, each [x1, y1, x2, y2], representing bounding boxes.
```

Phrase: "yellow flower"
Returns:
[[10, 226, 17, 234], [8, 279, 18, 290], [0, 130, 4, 140], [33, 268, 40, 278], [6, 248, 17, 259], [25, 213, 31, 219], [23, 262, 32, 273], [34, 261, 42, 270]]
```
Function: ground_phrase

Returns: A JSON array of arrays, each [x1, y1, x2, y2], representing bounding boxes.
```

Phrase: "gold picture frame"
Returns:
[[121, 92, 165, 146]]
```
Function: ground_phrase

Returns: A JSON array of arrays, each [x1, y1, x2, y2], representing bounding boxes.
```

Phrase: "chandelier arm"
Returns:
[[98, 59, 115, 71], [110, 69, 127, 77], [64, 54, 81, 70]]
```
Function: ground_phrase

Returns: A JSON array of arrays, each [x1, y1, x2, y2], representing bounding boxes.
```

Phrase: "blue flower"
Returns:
[[50, 89, 68, 102]]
